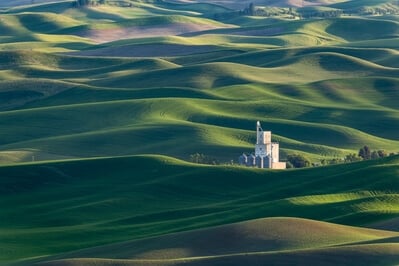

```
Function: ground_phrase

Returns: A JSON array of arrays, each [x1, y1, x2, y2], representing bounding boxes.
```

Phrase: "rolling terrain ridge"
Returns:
[[1, 155, 399, 265], [0, 0, 399, 265]]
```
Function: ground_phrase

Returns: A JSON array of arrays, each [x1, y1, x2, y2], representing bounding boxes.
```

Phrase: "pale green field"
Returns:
[[0, 3, 398, 165]]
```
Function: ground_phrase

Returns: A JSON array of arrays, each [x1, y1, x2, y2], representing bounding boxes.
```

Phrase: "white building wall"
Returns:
[[272, 143, 279, 163]]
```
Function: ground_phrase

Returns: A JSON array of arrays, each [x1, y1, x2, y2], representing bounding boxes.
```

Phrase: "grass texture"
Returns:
[[1, 154, 399, 264]]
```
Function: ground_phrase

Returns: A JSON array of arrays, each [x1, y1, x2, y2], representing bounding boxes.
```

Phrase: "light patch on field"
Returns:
[[231, 27, 284, 36], [172, 0, 348, 9], [0, 149, 74, 164], [34, 33, 93, 44], [0, 70, 23, 79], [82, 23, 229, 43], [288, 191, 382, 205], [136, 248, 193, 259], [72, 43, 219, 57], [355, 196, 399, 214], [0, 150, 33, 164]]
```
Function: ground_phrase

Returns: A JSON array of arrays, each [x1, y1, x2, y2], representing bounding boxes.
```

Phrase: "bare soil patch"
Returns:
[[169, 0, 334, 9], [81, 23, 227, 44]]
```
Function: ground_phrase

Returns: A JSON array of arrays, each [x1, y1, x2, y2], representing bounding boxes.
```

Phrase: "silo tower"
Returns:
[[255, 121, 272, 158]]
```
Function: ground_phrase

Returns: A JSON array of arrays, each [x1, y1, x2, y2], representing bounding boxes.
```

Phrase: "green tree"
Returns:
[[358, 145, 371, 160], [286, 154, 310, 168], [190, 153, 206, 164], [286, 161, 294, 168], [249, 3, 255, 16], [189, 153, 219, 165], [344, 153, 362, 163], [75, 0, 94, 6], [241, 3, 256, 16], [377, 150, 387, 158], [327, 158, 343, 165], [371, 150, 380, 159]]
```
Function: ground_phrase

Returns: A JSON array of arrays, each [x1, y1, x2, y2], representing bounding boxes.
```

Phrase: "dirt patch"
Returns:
[[71, 43, 220, 57], [81, 23, 227, 44], [262, 0, 326, 7], [170, 0, 328, 9]]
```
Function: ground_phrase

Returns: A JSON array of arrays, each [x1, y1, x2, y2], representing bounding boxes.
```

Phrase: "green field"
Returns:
[[0, 0, 398, 164], [1, 155, 399, 265], [0, 0, 399, 265]]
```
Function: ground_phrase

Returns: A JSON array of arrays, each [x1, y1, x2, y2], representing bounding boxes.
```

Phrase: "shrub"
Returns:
[[189, 153, 219, 165], [345, 153, 362, 163], [286, 154, 311, 168]]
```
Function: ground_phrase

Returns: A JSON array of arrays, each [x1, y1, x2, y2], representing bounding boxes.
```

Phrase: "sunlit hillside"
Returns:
[[0, 0, 398, 165], [0, 0, 399, 265]]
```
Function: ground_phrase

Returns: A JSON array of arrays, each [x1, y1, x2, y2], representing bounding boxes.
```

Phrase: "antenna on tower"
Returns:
[[256, 121, 263, 144], [257, 121, 263, 131]]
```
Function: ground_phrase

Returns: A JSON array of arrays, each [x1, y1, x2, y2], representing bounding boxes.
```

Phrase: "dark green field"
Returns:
[[1, 155, 399, 265], [0, 0, 398, 265]]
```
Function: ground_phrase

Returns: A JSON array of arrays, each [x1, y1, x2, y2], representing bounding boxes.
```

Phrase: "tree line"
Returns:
[[286, 145, 397, 169], [73, 0, 105, 7], [213, 3, 399, 21], [189, 145, 397, 168]]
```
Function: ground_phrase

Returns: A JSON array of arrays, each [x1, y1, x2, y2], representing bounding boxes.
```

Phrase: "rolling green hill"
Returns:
[[1, 1, 398, 165], [1, 154, 399, 265], [1, 0, 399, 265], [26, 218, 399, 266], [0, 43, 398, 164]]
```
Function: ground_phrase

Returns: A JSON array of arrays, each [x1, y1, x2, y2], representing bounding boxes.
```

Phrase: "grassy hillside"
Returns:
[[1, 154, 399, 264], [0, 46, 398, 164], [1, 1, 399, 264], [0, 1, 399, 164], [0, 0, 398, 164], [28, 218, 399, 266], [30, 245, 399, 266]]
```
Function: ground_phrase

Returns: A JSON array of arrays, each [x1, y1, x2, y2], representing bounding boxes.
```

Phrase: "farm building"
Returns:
[[239, 121, 286, 169]]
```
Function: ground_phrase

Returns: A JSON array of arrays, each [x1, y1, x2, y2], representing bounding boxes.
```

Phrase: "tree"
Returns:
[[344, 153, 362, 163], [377, 150, 387, 158], [248, 3, 255, 16], [327, 157, 343, 165], [74, 0, 95, 7], [371, 150, 380, 159], [241, 3, 256, 16], [190, 153, 206, 164], [189, 153, 219, 165], [358, 145, 371, 160], [286, 154, 311, 168]]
